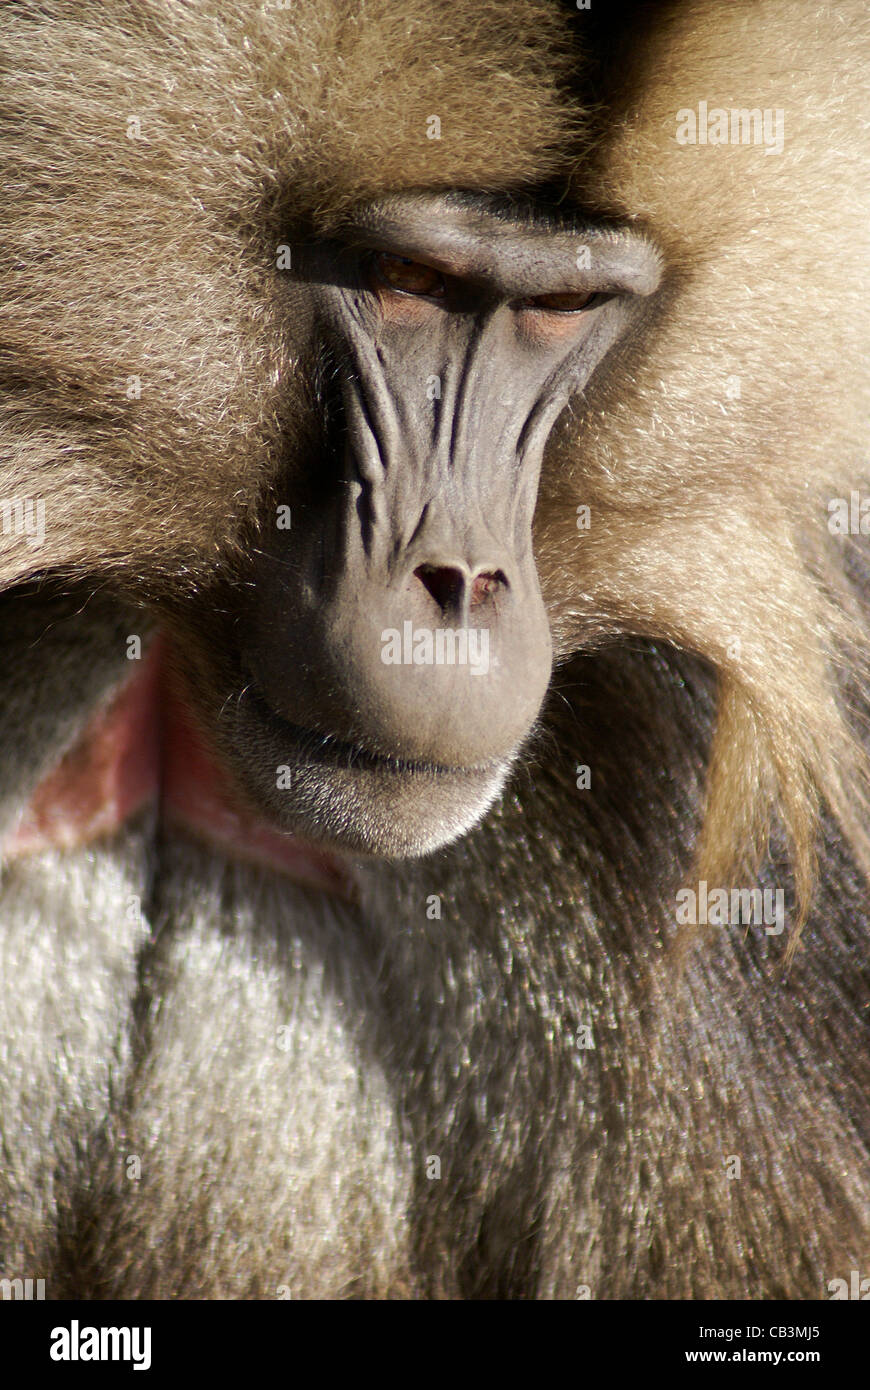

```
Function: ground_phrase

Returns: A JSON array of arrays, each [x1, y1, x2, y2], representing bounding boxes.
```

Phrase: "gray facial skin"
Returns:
[[233, 194, 662, 856]]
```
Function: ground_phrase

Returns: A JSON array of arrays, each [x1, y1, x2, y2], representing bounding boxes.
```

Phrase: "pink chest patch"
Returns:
[[4, 644, 353, 896]]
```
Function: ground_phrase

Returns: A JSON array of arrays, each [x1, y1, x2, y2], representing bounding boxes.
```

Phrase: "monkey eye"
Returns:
[[371, 252, 447, 299], [518, 290, 597, 313]]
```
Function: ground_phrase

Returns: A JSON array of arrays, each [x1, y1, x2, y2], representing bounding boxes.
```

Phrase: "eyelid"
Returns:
[[514, 292, 602, 313], [369, 251, 448, 299]]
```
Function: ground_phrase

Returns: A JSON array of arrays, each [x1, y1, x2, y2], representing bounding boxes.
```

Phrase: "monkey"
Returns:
[[0, 0, 868, 1300]]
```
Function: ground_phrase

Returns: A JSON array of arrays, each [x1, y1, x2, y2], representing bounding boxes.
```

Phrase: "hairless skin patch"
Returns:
[[4, 642, 354, 897]]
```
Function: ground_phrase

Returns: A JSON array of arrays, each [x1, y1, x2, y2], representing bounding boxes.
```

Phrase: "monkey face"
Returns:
[[155, 196, 662, 858]]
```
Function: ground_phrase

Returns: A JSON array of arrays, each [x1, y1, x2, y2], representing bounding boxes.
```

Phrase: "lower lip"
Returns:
[[3, 642, 356, 897]]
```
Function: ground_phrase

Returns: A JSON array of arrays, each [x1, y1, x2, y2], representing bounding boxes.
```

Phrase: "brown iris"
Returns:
[[373, 252, 447, 298]]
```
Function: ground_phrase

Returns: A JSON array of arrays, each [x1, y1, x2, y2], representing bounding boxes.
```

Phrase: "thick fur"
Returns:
[[0, 0, 868, 1298], [0, 0, 577, 588]]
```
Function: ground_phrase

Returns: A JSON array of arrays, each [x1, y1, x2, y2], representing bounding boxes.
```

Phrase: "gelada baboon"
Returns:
[[0, 0, 868, 1300]]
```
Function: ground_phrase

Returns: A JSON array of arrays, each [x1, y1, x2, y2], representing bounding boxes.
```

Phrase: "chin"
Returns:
[[215, 681, 514, 860]]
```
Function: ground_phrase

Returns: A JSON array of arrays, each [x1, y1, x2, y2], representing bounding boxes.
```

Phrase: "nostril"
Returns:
[[470, 569, 507, 607], [415, 564, 466, 613]]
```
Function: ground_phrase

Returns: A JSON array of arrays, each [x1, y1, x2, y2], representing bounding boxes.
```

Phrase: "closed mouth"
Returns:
[[240, 680, 501, 780]]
